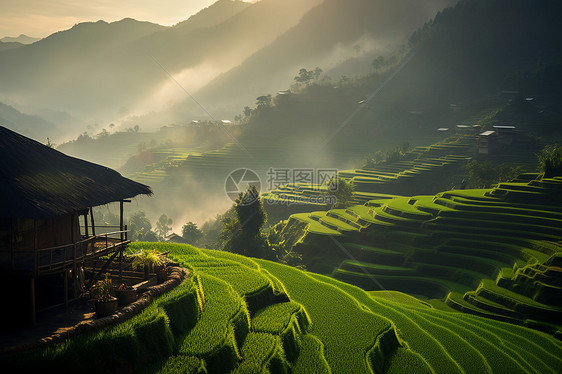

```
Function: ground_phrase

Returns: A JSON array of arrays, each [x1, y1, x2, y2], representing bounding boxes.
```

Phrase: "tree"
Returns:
[[313, 67, 323, 80], [265, 222, 306, 270], [537, 143, 562, 178], [294, 67, 322, 86], [243, 106, 252, 118], [362, 145, 409, 169], [222, 185, 269, 258], [235, 185, 267, 238], [328, 177, 355, 209], [155, 214, 173, 241], [182, 221, 203, 245], [294, 68, 314, 85], [219, 209, 241, 249], [201, 212, 231, 249], [466, 160, 525, 188], [256, 95, 272, 109], [128, 211, 157, 242]]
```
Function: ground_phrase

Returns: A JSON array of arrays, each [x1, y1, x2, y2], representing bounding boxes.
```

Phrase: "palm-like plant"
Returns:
[[93, 274, 114, 302], [129, 248, 162, 279]]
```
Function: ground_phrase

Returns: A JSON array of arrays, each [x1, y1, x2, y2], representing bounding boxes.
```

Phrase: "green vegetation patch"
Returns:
[[368, 291, 432, 308], [232, 332, 289, 374], [291, 334, 331, 374], [257, 260, 395, 374], [156, 355, 207, 374]]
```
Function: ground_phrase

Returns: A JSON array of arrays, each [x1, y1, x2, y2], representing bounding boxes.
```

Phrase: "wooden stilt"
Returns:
[[119, 201, 124, 282], [71, 214, 78, 299], [119, 248, 123, 283], [119, 201, 124, 241], [84, 212, 89, 237], [90, 207, 96, 236]]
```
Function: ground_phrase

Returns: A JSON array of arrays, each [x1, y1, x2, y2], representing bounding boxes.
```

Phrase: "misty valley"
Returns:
[[1, 0, 562, 373]]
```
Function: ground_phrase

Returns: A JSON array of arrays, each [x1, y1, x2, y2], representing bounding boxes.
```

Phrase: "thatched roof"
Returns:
[[0, 126, 152, 219]]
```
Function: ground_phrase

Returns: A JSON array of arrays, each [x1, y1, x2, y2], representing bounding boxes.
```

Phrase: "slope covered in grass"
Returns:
[[275, 174, 562, 335], [5, 242, 562, 373]]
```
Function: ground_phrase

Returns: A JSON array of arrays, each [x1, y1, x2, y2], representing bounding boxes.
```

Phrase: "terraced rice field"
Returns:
[[130, 147, 200, 185], [180, 143, 291, 182], [8, 242, 561, 373], [276, 174, 562, 336], [262, 140, 474, 210]]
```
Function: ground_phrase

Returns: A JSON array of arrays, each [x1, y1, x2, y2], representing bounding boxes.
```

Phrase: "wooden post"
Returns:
[[90, 207, 96, 236], [119, 200, 124, 282], [84, 212, 89, 237], [71, 214, 78, 299], [119, 248, 123, 283], [119, 201, 124, 241], [30, 276, 36, 325]]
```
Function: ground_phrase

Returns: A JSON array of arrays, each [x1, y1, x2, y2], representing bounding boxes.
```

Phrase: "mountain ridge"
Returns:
[[0, 34, 39, 44]]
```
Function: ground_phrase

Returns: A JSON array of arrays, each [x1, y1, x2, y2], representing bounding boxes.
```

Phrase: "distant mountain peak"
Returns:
[[0, 34, 40, 44], [173, 0, 251, 31]]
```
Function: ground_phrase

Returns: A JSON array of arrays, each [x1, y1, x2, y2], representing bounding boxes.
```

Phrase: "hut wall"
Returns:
[[36, 213, 79, 249], [2, 214, 80, 261]]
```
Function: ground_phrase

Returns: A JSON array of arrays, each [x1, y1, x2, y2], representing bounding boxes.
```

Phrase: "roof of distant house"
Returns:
[[165, 233, 190, 244], [0, 126, 152, 219], [479, 130, 497, 136]]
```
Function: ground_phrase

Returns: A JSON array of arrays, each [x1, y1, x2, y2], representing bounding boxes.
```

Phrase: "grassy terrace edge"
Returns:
[[2, 242, 561, 373]]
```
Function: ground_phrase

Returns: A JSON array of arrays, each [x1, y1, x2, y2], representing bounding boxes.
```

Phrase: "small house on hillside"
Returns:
[[0, 126, 152, 325], [493, 125, 516, 144], [477, 130, 499, 154], [165, 233, 190, 244]]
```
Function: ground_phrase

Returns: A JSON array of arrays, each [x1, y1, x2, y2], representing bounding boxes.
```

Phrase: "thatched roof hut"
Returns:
[[0, 126, 151, 219], [0, 126, 152, 325]]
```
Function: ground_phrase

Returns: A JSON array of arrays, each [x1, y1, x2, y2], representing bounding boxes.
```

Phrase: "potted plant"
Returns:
[[114, 283, 137, 306], [130, 248, 162, 280], [93, 275, 118, 318]]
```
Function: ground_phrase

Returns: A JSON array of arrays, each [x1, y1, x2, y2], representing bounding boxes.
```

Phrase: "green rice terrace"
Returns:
[[130, 143, 293, 187], [4, 242, 562, 373], [262, 139, 475, 215], [130, 136, 475, 192], [272, 173, 562, 338], [130, 147, 201, 185]]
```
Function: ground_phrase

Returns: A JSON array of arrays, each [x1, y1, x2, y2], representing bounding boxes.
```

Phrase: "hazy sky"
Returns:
[[0, 0, 244, 38]]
